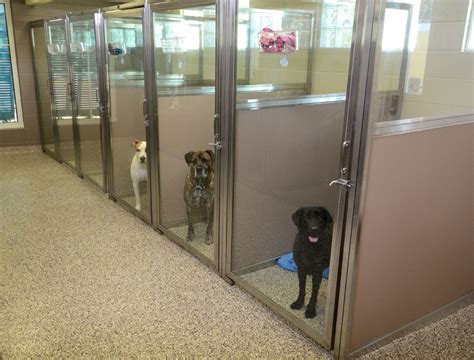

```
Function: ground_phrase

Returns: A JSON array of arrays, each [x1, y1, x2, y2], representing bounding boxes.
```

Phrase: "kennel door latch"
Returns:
[[143, 99, 150, 128], [329, 178, 352, 190], [208, 141, 223, 151]]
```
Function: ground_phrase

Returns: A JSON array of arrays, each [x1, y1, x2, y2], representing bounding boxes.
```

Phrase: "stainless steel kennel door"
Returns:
[[149, 0, 220, 268], [46, 17, 80, 172], [69, 13, 106, 191], [225, 0, 360, 349], [103, 5, 153, 223], [30, 21, 58, 159]]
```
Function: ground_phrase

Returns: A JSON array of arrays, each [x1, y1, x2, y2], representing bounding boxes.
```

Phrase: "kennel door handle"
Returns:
[[67, 82, 73, 98], [208, 141, 223, 150], [143, 99, 150, 127], [329, 178, 352, 190]]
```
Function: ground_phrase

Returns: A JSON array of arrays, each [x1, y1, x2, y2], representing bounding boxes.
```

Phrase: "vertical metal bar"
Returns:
[[30, 24, 47, 154], [143, 0, 160, 227], [305, 11, 317, 94], [95, 10, 111, 193], [45, 20, 61, 161], [66, 15, 82, 176], [244, 13, 251, 84], [333, 0, 380, 357], [396, 4, 413, 119], [198, 23, 204, 82], [217, 0, 238, 278]]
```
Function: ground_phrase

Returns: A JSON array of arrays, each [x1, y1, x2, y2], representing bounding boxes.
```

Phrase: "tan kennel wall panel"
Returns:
[[109, 85, 146, 197], [231, 101, 346, 271], [157, 95, 215, 226], [348, 122, 474, 352]]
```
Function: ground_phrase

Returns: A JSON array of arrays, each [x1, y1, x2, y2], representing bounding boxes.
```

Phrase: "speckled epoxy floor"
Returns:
[[0, 150, 330, 358], [0, 149, 472, 359]]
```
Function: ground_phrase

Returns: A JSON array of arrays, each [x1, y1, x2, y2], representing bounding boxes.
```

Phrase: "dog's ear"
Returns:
[[321, 207, 333, 228], [205, 150, 215, 163], [292, 208, 303, 228], [184, 151, 194, 165], [132, 140, 141, 150]]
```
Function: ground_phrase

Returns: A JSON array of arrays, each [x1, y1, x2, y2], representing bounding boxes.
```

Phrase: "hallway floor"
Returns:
[[0, 148, 472, 358]]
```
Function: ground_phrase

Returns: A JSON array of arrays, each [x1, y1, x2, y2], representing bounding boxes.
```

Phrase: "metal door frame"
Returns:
[[146, 0, 220, 269], [44, 16, 82, 175], [218, 0, 378, 352], [333, 0, 387, 358], [66, 14, 83, 177], [44, 17, 67, 165], [215, 0, 236, 279], [95, 10, 110, 194], [102, 3, 153, 224], [30, 20, 58, 161], [68, 11, 109, 191]]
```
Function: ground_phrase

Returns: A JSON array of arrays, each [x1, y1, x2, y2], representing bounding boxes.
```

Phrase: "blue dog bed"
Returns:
[[277, 252, 329, 280]]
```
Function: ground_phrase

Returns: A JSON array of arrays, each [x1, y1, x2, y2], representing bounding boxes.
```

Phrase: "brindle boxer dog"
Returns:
[[184, 150, 215, 245]]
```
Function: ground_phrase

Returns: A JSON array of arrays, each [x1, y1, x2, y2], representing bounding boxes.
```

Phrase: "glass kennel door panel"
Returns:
[[152, 2, 218, 266], [374, 2, 412, 122], [31, 23, 57, 157], [46, 19, 77, 169], [69, 15, 104, 189], [229, 0, 357, 348], [105, 9, 151, 221]]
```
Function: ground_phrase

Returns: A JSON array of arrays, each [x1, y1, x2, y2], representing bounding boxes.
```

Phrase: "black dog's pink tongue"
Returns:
[[308, 236, 319, 243]]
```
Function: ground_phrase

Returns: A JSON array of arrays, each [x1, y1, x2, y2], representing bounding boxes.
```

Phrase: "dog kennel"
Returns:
[[30, 13, 108, 190], [30, 0, 474, 358]]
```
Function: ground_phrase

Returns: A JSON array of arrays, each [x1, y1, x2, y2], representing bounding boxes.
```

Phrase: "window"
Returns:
[[0, 0, 22, 127], [320, 0, 355, 48], [381, 7, 411, 51], [463, 0, 474, 51]]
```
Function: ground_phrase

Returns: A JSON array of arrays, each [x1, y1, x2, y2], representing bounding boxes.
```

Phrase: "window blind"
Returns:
[[0, 4, 16, 122]]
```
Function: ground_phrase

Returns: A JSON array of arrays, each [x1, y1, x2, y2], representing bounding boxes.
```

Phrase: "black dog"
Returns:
[[290, 207, 333, 318]]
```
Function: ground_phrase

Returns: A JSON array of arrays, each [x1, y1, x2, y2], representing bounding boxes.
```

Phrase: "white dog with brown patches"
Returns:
[[131, 140, 147, 211]]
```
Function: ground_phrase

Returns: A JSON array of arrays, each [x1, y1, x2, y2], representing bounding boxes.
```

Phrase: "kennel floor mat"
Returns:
[[240, 264, 327, 334], [168, 223, 215, 262]]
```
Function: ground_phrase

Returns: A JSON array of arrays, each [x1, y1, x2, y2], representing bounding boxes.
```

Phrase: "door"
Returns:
[[69, 14, 106, 190], [104, 7, 152, 222], [225, 0, 358, 349], [31, 21, 58, 158], [46, 18, 79, 171], [149, 0, 219, 267]]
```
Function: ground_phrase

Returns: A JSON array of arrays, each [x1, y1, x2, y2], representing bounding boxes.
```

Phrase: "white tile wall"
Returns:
[[401, 0, 474, 118]]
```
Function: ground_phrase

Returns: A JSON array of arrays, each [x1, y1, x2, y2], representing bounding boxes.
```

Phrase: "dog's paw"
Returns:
[[205, 236, 213, 245], [304, 307, 317, 319], [135, 205, 141, 211], [290, 299, 304, 310]]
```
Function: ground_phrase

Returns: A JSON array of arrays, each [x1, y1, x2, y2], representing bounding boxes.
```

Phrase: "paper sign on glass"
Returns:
[[258, 28, 298, 54], [161, 37, 186, 54]]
